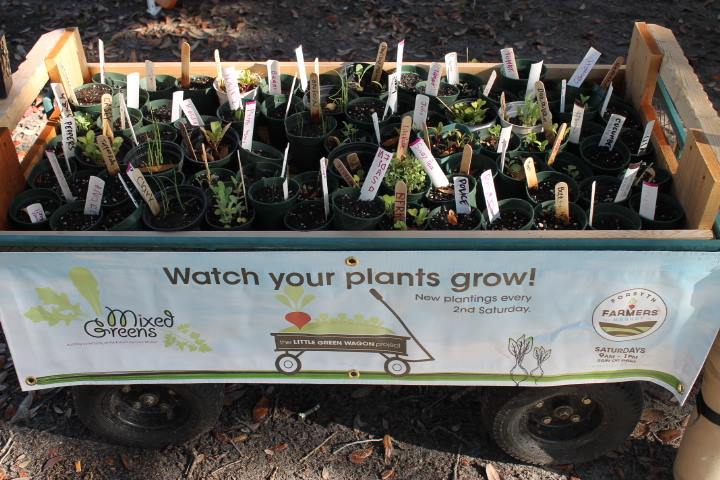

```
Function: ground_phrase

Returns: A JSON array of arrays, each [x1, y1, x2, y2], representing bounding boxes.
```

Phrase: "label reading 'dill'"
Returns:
[[454, 175, 471, 215], [83, 176, 105, 216], [409, 138, 449, 188], [359, 147, 393, 201], [599, 114, 626, 151]]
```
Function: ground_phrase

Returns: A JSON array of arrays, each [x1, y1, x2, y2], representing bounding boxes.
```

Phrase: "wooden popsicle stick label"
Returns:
[[396, 115, 412, 159], [359, 147, 393, 201], [222, 66, 242, 111], [480, 169, 500, 222], [460, 144, 473, 174], [568, 103, 585, 144], [98, 39, 105, 84], [97, 134, 120, 175], [50, 83, 73, 118], [568, 47, 602, 88], [46, 150, 75, 201], [638, 120, 655, 155], [58, 64, 79, 106], [554, 181, 570, 224], [346, 153, 361, 172], [295, 45, 308, 91], [309, 73, 321, 122], [483, 70, 497, 97], [393, 180, 407, 224], [26, 203, 47, 223], [614, 162, 641, 203], [102, 117, 114, 141], [600, 83, 614, 117], [560, 79, 567, 113], [214, 49, 223, 87], [83, 175, 105, 216], [445, 52, 459, 85], [500, 48, 519, 79], [281, 144, 290, 178], [267, 60, 281, 95], [546, 123, 567, 166], [127, 72, 140, 109], [599, 113, 625, 150], [145, 60, 156, 92], [126, 164, 160, 216], [588, 180, 597, 227], [525, 61, 543, 99], [639, 181, 658, 220], [61, 116, 77, 164], [601, 56, 624, 90], [412, 94, 429, 130], [454, 175, 471, 214], [171, 90, 183, 122], [409, 138, 450, 188], [372, 42, 388, 83], [396, 40, 404, 77], [524, 157, 538, 189], [499, 91, 507, 121], [320, 157, 330, 219], [180, 41, 191, 88], [333, 158, 358, 187], [181, 99, 204, 127], [535, 81, 554, 141], [425, 62, 442, 97], [372, 112, 381, 144], [241, 100, 257, 150]]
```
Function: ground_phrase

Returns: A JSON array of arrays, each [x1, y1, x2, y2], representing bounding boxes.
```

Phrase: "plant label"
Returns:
[[333, 158, 358, 187], [346, 153, 362, 172], [282, 174, 289, 201], [480, 169, 500, 223], [98, 39, 105, 85], [266, 60, 281, 95], [523, 157, 538, 189], [359, 147, 393, 201], [394, 180, 407, 224], [614, 162, 641, 203], [425, 62, 442, 97], [396, 40, 405, 78], [97, 134, 120, 176], [600, 83, 614, 118], [50, 83, 73, 118], [83, 175, 105, 216], [61, 116, 77, 164], [601, 56, 624, 90], [117, 173, 139, 209], [285, 75, 297, 118], [281, 143, 290, 178], [145, 60, 156, 92], [295, 45, 308, 91], [638, 120, 655, 155], [599, 113, 625, 151], [412, 94, 430, 130], [25, 203, 46, 224], [560, 79, 567, 113], [409, 138, 450, 188], [58, 64, 79, 106], [372, 112, 381, 144], [214, 49, 223, 88], [146, 0, 162, 16], [554, 181, 570, 224], [445, 52, 459, 85], [500, 91, 507, 121], [127, 164, 161, 216], [241, 100, 257, 150], [46, 150, 74, 202], [309, 72, 321, 123], [496, 125, 513, 153], [397, 115, 412, 159], [482, 70, 497, 97], [568, 103, 585, 144], [181, 99, 204, 127], [384, 72, 399, 117], [127, 72, 140, 109], [535, 81, 554, 141], [320, 157, 330, 219], [314, 57, 320, 78], [546, 123, 568, 166], [500, 48, 519, 79], [118, 92, 127, 130], [222, 66, 242, 111], [372, 42, 388, 83], [236, 152, 248, 216], [460, 144, 473, 175], [568, 47, 601, 88], [180, 41, 191, 88], [171, 90, 183, 122], [119, 94, 139, 145], [639, 181, 658, 220], [454, 175, 471, 214], [525, 61, 543, 99], [588, 180, 597, 227]]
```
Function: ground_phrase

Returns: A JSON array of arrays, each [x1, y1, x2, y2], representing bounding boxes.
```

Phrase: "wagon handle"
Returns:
[[369, 288, 434, 361]]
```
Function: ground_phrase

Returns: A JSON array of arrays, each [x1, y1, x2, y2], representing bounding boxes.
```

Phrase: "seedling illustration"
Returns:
[[508, 334, 534, 385], [275, 285, 316, 329], [530, 345, 552, 382]]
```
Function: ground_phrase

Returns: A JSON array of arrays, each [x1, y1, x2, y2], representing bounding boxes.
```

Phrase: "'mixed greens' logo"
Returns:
[[24, 267, 211, 352], [592, 288, 667, 342]]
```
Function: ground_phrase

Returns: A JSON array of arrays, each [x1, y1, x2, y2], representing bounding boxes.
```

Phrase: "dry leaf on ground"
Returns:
[[383, 435, 393, 466], [253, 395, 271, 423], [349, 446, 374, 465], [486, 463, 502, 480]]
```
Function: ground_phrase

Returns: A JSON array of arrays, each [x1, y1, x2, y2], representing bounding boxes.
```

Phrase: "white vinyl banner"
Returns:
[[0, 251, 718, 401]]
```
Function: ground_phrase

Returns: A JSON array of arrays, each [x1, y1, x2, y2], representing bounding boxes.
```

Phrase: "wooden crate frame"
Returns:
[[0, 23, 718, 243]]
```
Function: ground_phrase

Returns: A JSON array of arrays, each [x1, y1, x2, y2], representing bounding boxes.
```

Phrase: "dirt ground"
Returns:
[[0, 0, 719, 479]]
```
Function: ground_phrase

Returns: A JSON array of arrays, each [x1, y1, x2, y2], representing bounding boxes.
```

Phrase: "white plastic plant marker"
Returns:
[[126, 72, 140, 109], [236, 151, 247, 215], [314, 58, 320, 79], [560, 79, 567, 113], [546, 123, 568, 166], [146, 0, 162, 16], [599, 113, 626, 151], [568, 47, 602, 88], [46, 150, 74, 201], [496, 125, 513, 154], [281, 143, 290, 178], [614, 163, 641, 203], [412, 94, 430, 130], [98, 39, 105, 85], [394, 180, 407, 224], [588, 180, 597, 227], [25, 203, 46, 224], [445, 52, 459, 85], [535, 81, 553, 141], [384, 72, 399, 118], [181, 99, 204, 127], [126, 164, 160, 216], [333, 158, 358, 187], [284, 75, 297, 118], [171, 90, 183, 122], [119, 94, 138, 145], [58, 64, 78, 106], [397, 115, 412, 159], [639, 182, 658, 220], [372, 112, 381, 144], [409, 138, 450, 188], [568, 103, 585, 144], [554, 181, 570, 224], [320, 157, 330, 219], [118, 173, 139, 209], [145, 60, 156, 92], [638, 120, 656, 155], [214, 50, 223, 88], [61, 116, 77, 166], [425, 62, 442, 97], [524, 157, 539, 189], [372, 42, 387, 83], [222, 66, 242, 111], [500, 48, 519, 79], [96, 134, 120, 176], [266, 60, 281, 95], [396, 40, 405, 79], [483, 70, 497, 97], [600, 83, 614, 117], [180, 41, 191, 89], [117, 92, 127, 131], [241, 100, 257, 151], [50, 83, 73, 118], [525, 61, 543, 99], [480, 169, 500, 222], [309, 73, 321, 123], [295, 45, 308, 91], [282, 175, 289, 201], [460, 144, 473, 175], [499, 91, 507, 121], [454, 175, 471, 214], [83, 176, 105, 216], [359, 147, 393, 201], [601, 56, 624, 90]]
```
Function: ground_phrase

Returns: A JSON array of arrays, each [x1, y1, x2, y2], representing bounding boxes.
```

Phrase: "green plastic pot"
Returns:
[[259, 94, 304, 149], [49, 201, 103, 231], [425, 174, 478, 209], [578, 175, 624, 208], [260, 73, 301, 97], [217, 98, 262, 136], [587, 203, 642, 230], [182, 75, 219, 116], [345, 97, 390, 130], [447, 73, 484, 100], [135, 123, 178, 143], [27, 156, 77, 190], [427, 206, 482, 230], [172, 115, 220, 134], [580, 134, 631, 175], [94, 106, 144, 139], [548, 151, 594, 183], [628, 192, 686, 229], [285, 112, 338, 172], [447, 98, 498, 133], [142, 99, 174, 125], [343, 62, 389, 98], [565, 121, 606, 156], [443, 151, 498, 210], [499, 59, 548, 96], [293, 170, 339, 200], [126, 141, 184, 178], [189, 168, 237, 190], [106, 203, 144, 231], [331, 187, 385, 230], [477, 129, 521, 159], [73, 83, 114, 114], [301, 84, 357, 121], [327, 142, 378, 184], [524, 171, 578, 206], [479, 80, 516, 110], [112, 89, 149, 110], [284, 200, 334, 231], [416, 81, 460, 107], [247, 176, 300, 229], [240, 141, 284, 167], [391, 65, 429, 111], [495, 152, 547, 199], [481, 198, 535, 230], [533, 200, 587, 230], [92, 72, 127, 90], [142, 185, 208, 232], [205, 191, 256, 230], [8, 188, 63, 230], [140, 75, 179, 100]]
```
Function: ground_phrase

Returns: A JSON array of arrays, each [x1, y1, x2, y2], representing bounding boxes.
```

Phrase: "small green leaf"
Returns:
[[283, 285, 304, 304], [299, 294, 316, 308], [274, 294, 293, 308]]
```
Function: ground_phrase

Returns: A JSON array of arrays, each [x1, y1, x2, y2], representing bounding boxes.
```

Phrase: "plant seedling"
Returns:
[[408, 207, 429, 228], [518, 94, 541, 127], [451, 98, 488, 125], [77, 130, 123, 166], [209, 177, 249, 228], [385, 153, 427, 194], [200, 121, 233, 160]]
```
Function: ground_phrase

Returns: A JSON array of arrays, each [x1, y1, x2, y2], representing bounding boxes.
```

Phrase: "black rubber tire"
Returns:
[[73, 384, 224, 448], [483, 383, 644, 465]]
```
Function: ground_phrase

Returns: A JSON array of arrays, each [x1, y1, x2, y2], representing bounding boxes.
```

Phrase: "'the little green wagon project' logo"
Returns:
[[592, 289, 667, 341]]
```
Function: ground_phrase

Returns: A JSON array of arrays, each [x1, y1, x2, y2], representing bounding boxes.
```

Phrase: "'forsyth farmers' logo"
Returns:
[[23, 267, 211, 352], [592, 288, 667, 342]]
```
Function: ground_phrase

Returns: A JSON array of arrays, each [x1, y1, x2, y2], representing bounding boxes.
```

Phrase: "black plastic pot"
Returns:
[[182, 75, 219, 116], [126, 140, 184, 178], [285, 112, 338, 172], [499, 59, 547, 96], [189, 168, 237, 190], [628, 192, 686, 229], [284, 200, 334, 231], [182, 128, 240, 171], [142, 185, 208, 232], [481, 198, 535, 230], [449, 73, 484, 100], [8, 188, 63, 230], [344, 62, 389, 98], [204, 188, 256, 230], [103, 202, 144, 231], [427, 206, 482, 230], [294, 170, 339, 200], [259, 94, 304, 149], [330, 187, 386, 231], [345, 97, 390, 130], [240, 141, 284, 168], [327, 142, 378, 185], [141, 75, 179, 101], [94, 106, 144, 139], [443, 151, 498, 210], [247, 176, 300, 229], [216, 99, 262, 136], [424, 174, 478, 210], [524, 171, 578, 206], [580, 134, 631, 175], [142, 99, 174, 125], [135, 123, 178, 144], [578, 175, 624, 208], [548, 151, 594, 183], [587, 203, 642, 230], [49, 201, 104, 231], [533, 200, 587, 230], [495, 152, 548, 199], [416, 81, 461, 107], [447, 98, 498, 134]]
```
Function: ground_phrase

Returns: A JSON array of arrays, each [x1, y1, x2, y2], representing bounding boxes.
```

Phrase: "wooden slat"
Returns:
[[640, 103, 679, 174], [44, 28, 89, 93], [625, 22, 663, 109], [0, 127, 27, 229], [673, 129, 720, 230], [20, 121, 57, 177]]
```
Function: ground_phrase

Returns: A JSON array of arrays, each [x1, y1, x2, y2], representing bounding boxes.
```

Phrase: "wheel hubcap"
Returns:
[[107, 386, 190, 430], [527, 393, 602, 442]]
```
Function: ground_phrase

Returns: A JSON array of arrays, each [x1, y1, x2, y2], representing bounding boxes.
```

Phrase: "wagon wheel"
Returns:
[[384, 357, 410, 376], [275, 354, 302, 374]]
